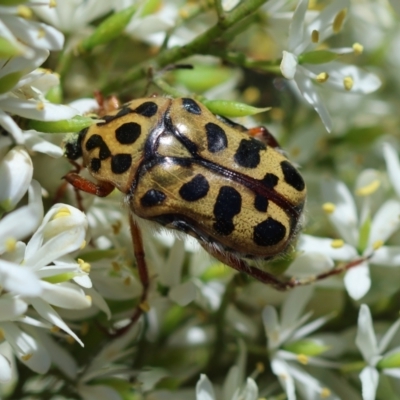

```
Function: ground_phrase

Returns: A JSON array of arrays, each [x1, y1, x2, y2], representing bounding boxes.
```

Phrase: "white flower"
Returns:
[[356, 304, 400, 400], [263, 286, 341, 400], [280, 0, 381, 132], [290, 173, 400, 300]]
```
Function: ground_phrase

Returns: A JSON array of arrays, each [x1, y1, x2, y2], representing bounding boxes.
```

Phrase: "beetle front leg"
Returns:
[[63, 172, 115, 197], [247, 126, 281, 148]]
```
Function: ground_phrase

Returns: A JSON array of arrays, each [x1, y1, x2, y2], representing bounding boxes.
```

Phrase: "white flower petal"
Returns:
[[356, 305, 379, 363], [15, 69, 59, 92], [344, 263, 371, 300], [0, 110, 24, 143], [23, 131, 63, 158], [85, 287, 111, 320], [287, 251, 333, 277], [196, 374, 215, 400], [383, 142, 400, 197], [240, 378, 258, 400], [370, 246, 400, 267], [0, 295, 27, 321], [378, 318, 400, 354], [0, 353, 12, 382], [271, 359, 296, 400], [359, 366, 379, 400], [288, 0, 308, 53], [280, 51, 298, 79], [78, 384, 122, 400], [169, 280, 197, 306], [0, 146, 33, 211], [159, 238, 185, 287]]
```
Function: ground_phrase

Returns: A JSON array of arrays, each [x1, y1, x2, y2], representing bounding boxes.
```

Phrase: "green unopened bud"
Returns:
[[0, 37, 22, 57], [28, 115, 94, 133], [139, 0, 162, 17], [357, 215, 371, 254], [201, 263, 232, 281], [43, 273, 76, 284], [299, 50, 337, 64], [45, 85, 63, 104], [377, 352, 400, 369], [79, 249, 120, 262], [0, 71, 23, 94], [204, 99, 270, 118], [283, 339, 330, 356], [0, 0, 28, 4], [78, 6, 137, 53]]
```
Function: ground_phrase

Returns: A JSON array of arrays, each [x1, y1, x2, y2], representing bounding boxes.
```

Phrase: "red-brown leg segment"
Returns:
[[63, 172, 115, 197], [203, 243, 369, 290], [247, 126, 280, 148]]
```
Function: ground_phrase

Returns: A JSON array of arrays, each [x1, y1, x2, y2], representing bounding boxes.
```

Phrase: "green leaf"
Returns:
[[27, 116, 94, 133], [0, 37, 22, 57], [299, 50, 338, 64], [78, 6, 137, 52], [203, 99, 270, 118], [0, 71, 23, 94], [283, 339, 330, 356]]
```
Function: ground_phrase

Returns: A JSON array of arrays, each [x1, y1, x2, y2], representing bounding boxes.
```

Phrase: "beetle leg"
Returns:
[[63, 172, 115, 197], [247, 126, 281, 148]]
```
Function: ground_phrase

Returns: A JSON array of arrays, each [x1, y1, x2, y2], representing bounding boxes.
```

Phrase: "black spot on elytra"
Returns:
[[213, 186, 242, 236], [261, 173, 279, 189], [281, 160, 305, 191], [134, 101, 158, 117], [111, 154, 132, 174], [234, 138, 266, 168], [179, 174, 210, 201], [90, 158, 101, 172], [182, 98, 201, 115], [205, 122, 227, 153], [115, 105, 131, 118], [216, 114, 247, 132], [254, 194, 268, 212], [115, 122, 141, 144], [253, 218, 286, 246], [85, 134, 111, 160], [140, 189, 166, 207]]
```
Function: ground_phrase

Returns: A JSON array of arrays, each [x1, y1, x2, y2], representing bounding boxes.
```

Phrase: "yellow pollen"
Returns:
[[316, 72, 329, 83], [179, 9, 189, 18], [297, 354, 309, 365], [333, 8, 347, 33], [50, 325, 60, 333], [78, 258, 91, 273], [112, 220, 122, 235], [5, 238, 17, 252], [17, 6, 32, 19], [331, 239, 344, 248], [36, 101, 45, 111], [140, 301, 150, 312], [66, 336, 75, 344], [353, 42, 364, 55], [21, 353, 33, 361], [123, 276, 131, 286], [52, 207, 71, 219], [85, 295, 92, 305], [50, 0, 57, 7], [311, 30, 319, 43], [0, 329, 4, 341], [321, 388, 331, 398], [81, 322, 89, 336], [111, 261, 121, 272], [256, 362, 265, 373], [243, 86, 261, 104], [343, 76, 354, 91], [372, 240, 384, 250], [355, 179, 380, 196], [80, 240, 86, 250], [322, 202, 336, 214]]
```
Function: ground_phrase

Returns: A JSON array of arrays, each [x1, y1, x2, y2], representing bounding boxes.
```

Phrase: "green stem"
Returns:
[[339, 360, 367, 373], [101, 0, 268, 94]]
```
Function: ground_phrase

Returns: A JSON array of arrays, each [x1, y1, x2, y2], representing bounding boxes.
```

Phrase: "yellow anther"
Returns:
[[123, 276, 131, 286], [37, 28, 46, 39], [21, 353, 33, 361], [17, 6, 32, 19], [112, 220, 122, 235], [179, 9, 189, 18], [372, 240, 384, 250], [355, 180, 380, 196], [353, 43, 364, 55], [343, 76, 354, 91], [140, 301, 150, 312], [36, 101, 45, 111], [297, 354, 309, 365], [243, 86, 261, 104], [311, 30, 319, 43], [5, 238, 17, 252], [256, 362, 265, 373], [322, 202, 336, 214], [111, 261, 121, 272], [316, 72, 329, 83], [50, 0, 57, 7], [78, 258, 91, 273], [52, 207, 71, 219], [333, 8, 347, 33], [80, 322, 89, 336], [85, 295, 92, 305], [80, 240, 86, 250], [331, 239, 344, 248], [0, 329, 4, 341], [51, 325, 60, 333], [66, 336, 75, 344], [321, 388, 332, 398]]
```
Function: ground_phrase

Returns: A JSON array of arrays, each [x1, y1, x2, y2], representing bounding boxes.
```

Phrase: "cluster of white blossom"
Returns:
[[1, 0, 400, 400]]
